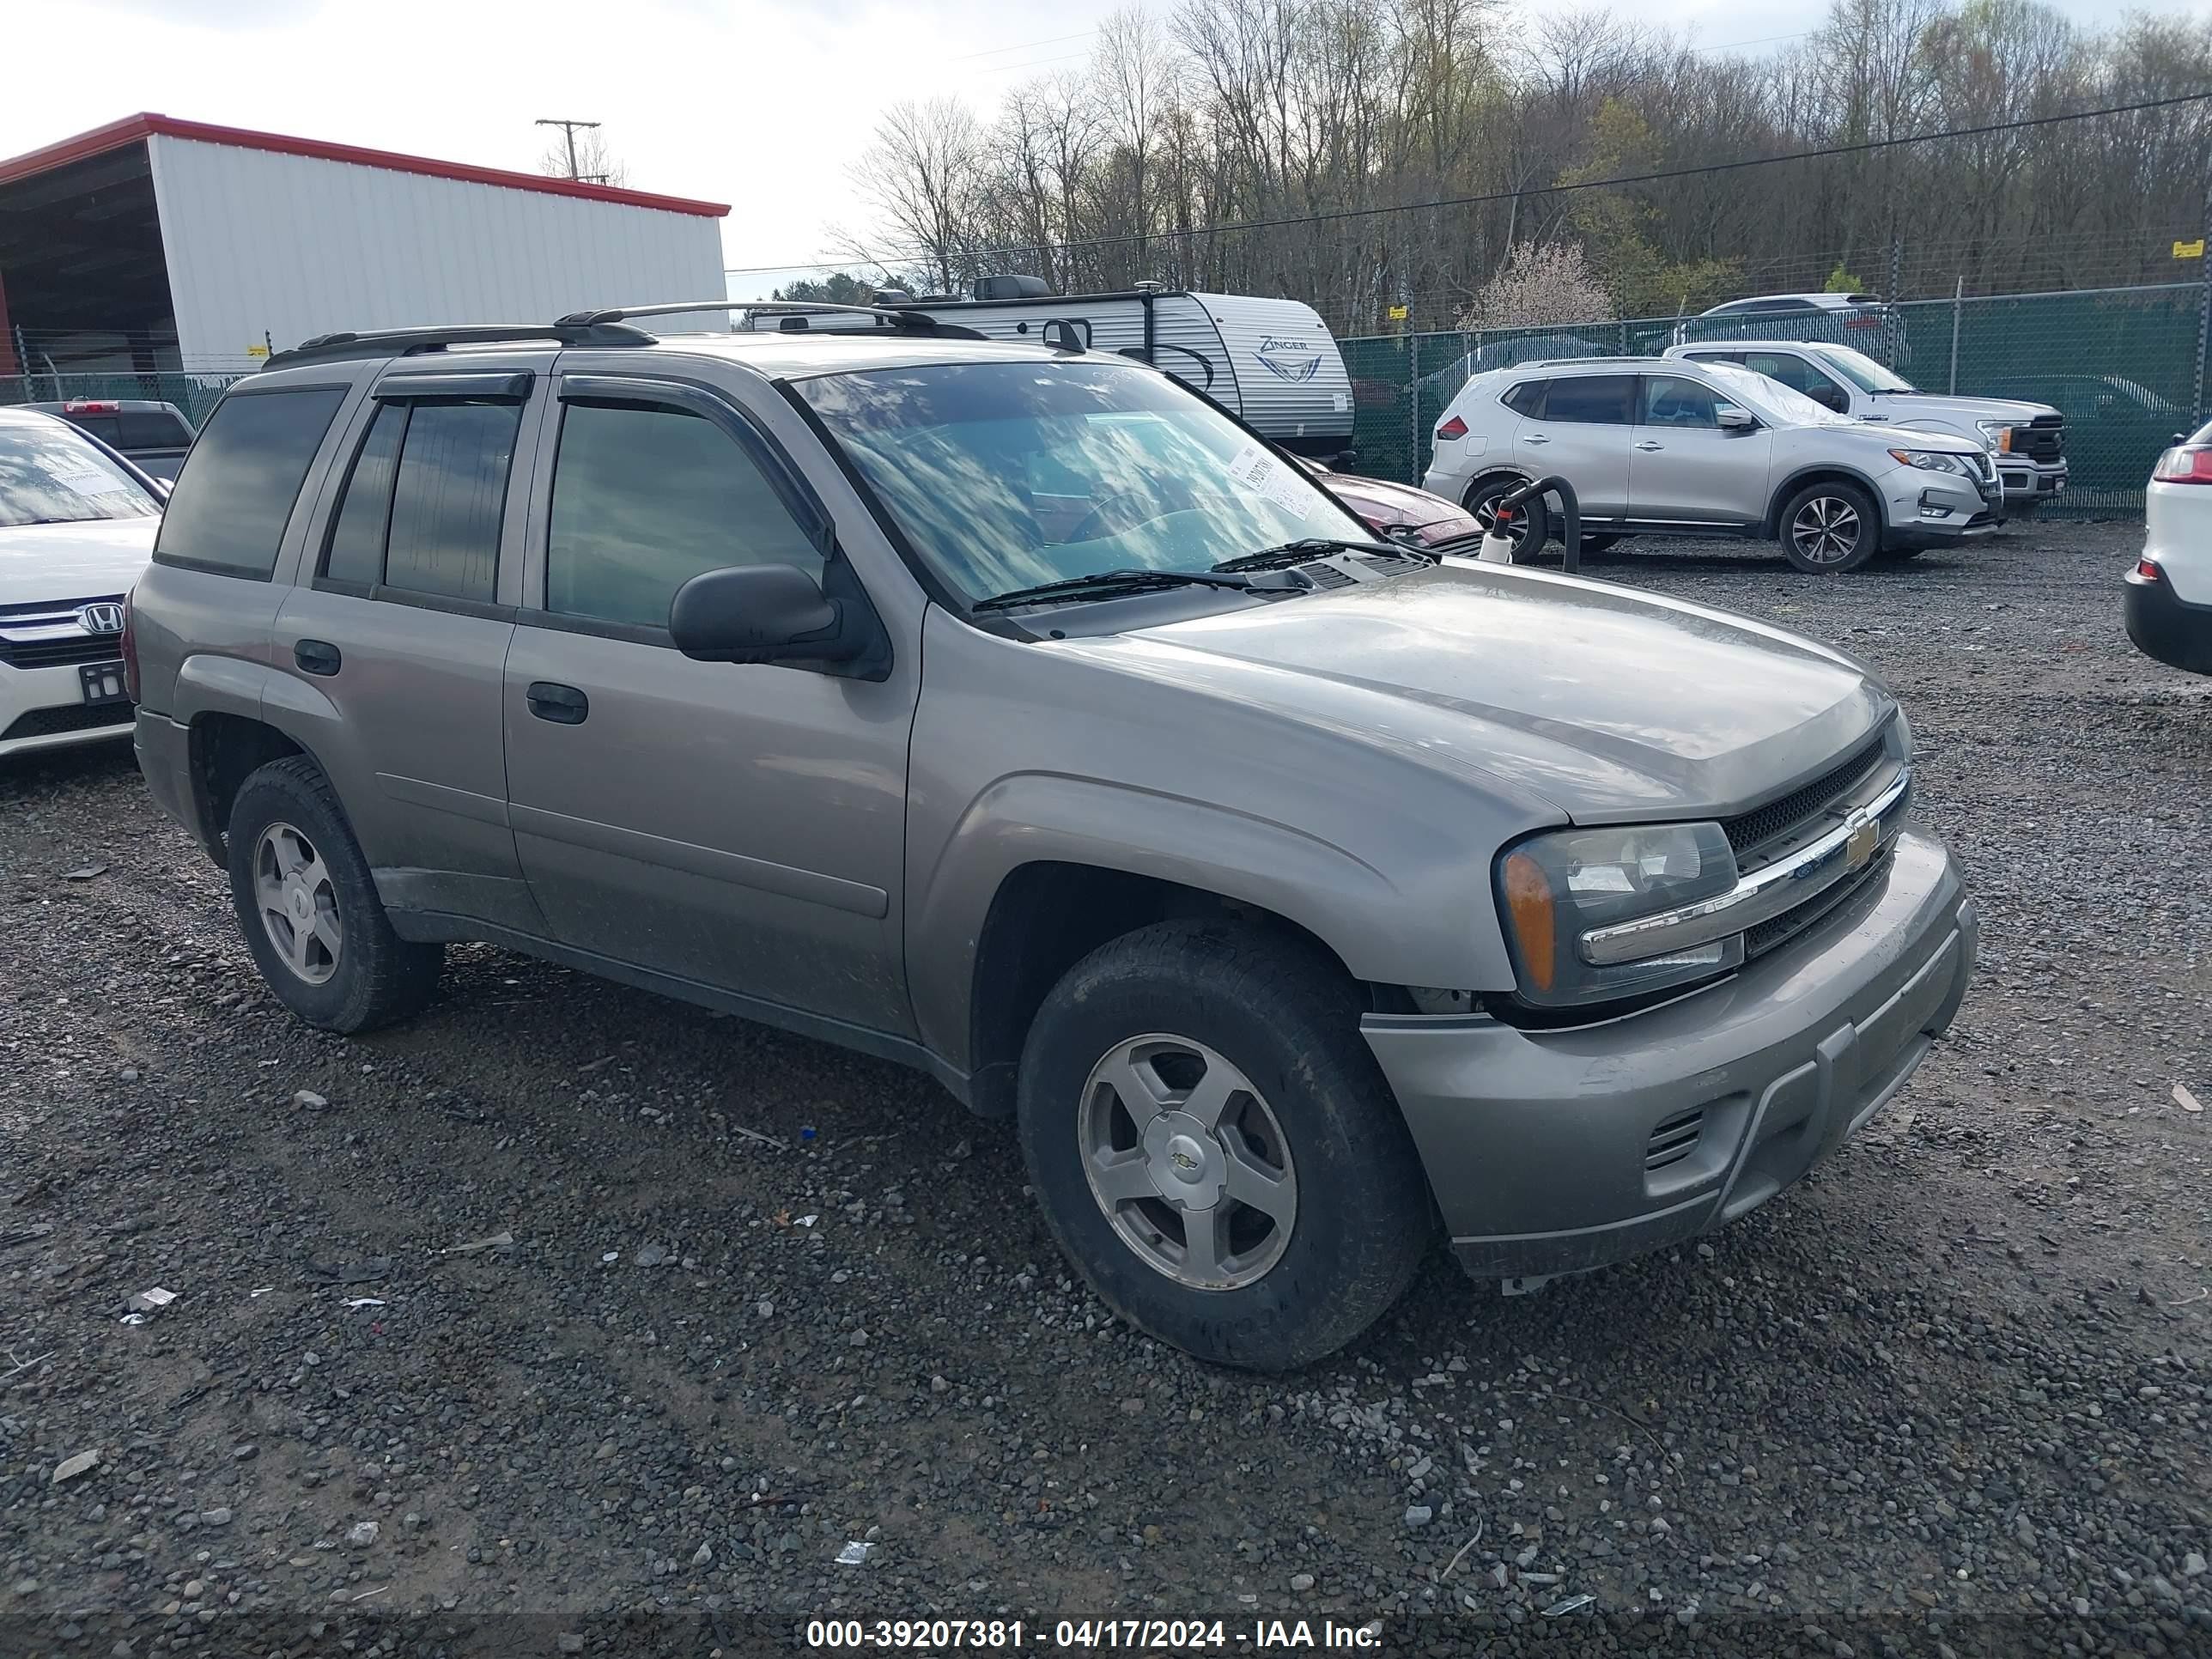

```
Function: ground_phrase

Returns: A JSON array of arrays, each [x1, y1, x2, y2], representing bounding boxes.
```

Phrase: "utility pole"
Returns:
[[535, 118, 604, 183]]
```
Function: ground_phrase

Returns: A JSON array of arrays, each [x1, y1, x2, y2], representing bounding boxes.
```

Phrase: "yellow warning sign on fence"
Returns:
[[1387, 304, 1409, 322], [2174, 239, 2205, 260], [246, 344, 270, 359]]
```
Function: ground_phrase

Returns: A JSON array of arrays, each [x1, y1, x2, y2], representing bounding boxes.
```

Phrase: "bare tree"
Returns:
[[827, 0, 2212, 330], [852, 99, 988, 294]]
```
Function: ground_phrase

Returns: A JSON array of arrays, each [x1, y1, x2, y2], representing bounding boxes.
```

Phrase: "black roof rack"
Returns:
[[557, 300, 988, 341], [264, 320, 658, 371]]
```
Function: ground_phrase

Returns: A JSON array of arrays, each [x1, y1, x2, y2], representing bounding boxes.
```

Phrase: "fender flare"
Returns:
[[907, 771, 1435, 1067], [1764, 464, 1893, 539]]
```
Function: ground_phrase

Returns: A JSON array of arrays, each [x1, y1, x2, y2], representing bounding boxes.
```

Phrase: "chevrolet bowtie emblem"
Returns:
[[1844, 809, 1879, 871]]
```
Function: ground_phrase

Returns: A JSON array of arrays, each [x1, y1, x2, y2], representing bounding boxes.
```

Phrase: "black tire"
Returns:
[[225, 756, 442, 1033], [1464, 476, 1550, 562], [1015, 918, 1434, 1370], [1778, 479, 1881, 574]]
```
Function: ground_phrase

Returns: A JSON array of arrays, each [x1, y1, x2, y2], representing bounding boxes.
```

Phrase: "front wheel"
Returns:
[[1778, 480, 1880, 574], [1015, 919, 1434, 1370]]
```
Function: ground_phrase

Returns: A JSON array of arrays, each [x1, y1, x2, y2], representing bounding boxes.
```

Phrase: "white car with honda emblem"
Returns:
[[0, 407, 165, 760]]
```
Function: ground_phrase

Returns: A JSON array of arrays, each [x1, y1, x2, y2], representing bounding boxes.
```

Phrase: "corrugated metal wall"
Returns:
[[146, 136, 727, 363]]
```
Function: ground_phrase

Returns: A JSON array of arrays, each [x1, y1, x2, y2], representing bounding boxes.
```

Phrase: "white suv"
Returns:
[[1423, 356, 2002, 575], [2127, 424, 2212, 674]]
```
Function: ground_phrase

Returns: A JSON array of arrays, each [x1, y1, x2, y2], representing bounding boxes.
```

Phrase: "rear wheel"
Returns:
[[1778, 480, 1880, 574], [1015, 919, 1434, 1370], [1465, 477, 1549, 562], [226, 757, 442, 1033]]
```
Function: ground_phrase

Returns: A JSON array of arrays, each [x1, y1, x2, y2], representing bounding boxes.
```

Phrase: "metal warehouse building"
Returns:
[[0, 112, 730, 378]]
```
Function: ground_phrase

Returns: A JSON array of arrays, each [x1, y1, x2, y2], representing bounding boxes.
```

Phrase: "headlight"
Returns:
[[1889, 447, 1971, 473], [1975, 419, 2010, 451], [1495, 823, 1741, 1010]]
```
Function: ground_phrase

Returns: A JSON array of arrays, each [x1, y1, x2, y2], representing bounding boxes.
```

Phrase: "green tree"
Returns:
[[771, 273, 878, 305]]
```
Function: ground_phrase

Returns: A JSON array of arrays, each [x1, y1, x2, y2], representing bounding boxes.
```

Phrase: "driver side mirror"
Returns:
[[1717, 405, 1757, 431], [670, 562, 864, 667]]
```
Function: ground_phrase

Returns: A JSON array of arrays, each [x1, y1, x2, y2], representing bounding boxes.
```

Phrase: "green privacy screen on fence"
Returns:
[[1341, 282, 2208, 519]]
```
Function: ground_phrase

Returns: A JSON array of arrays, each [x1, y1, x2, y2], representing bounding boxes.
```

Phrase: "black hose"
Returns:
[[1500, 475, 1583, 574]]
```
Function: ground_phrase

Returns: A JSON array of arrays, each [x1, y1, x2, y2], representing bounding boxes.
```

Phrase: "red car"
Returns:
[[1300, 460, 1480, 550]]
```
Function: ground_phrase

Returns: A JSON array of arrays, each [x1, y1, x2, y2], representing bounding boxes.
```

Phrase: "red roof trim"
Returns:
[[0, 112, 729, 218]]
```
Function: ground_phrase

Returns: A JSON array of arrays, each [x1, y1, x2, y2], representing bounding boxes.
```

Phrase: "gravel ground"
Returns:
[[2, 519, 2207, 1659]]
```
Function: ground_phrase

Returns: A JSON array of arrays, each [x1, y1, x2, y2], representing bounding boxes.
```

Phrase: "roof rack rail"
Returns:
[[556, 300, 988, 342], [264, 320, 658, 370]]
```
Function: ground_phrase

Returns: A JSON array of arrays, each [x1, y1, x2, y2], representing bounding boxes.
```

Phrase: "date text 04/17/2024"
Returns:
[[803, 1618, 1386, 1650]]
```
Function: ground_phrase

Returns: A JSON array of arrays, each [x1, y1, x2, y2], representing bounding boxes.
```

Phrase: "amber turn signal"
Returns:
[[1501, 851, 1556, 993]]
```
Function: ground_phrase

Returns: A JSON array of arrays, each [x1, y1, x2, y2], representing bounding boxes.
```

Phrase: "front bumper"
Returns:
[[1364, 830, 1975, 1279], [2125, 567, 2212, 675], [0, 661, 135, 760], [1997, 457, 2067, 507], [1880, 468, 1998, 547]]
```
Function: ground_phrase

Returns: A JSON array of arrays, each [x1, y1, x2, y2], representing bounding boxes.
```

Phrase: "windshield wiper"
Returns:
[[1212, 536, 1427, 574], [972, 567, 1262, 612]]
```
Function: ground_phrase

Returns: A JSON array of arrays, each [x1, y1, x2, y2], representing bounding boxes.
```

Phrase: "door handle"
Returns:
[[294, 639, 341, 677], [1634, 440, 1664, 452], [1522, 434, 1550, 446], [526, 682, 589, 725]]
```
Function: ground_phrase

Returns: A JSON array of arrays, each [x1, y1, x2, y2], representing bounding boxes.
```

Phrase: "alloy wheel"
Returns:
[[253, 821, 343, 986], [1078, 1034, 1298, 1291], [1790, 495, 1863, 565]]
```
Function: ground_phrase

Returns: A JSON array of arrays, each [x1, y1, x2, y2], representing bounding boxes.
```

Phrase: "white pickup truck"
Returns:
[[1666, 340, 2068, 513]]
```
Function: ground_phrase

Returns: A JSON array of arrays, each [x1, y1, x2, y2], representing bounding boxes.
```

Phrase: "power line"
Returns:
[[720, 89, 2211, 280], [951, 28, 1097, 59]]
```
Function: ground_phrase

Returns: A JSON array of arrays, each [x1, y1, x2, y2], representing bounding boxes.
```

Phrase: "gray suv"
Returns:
[[125, 305, 1978, 1370], [1425, 356, 2002, 572]]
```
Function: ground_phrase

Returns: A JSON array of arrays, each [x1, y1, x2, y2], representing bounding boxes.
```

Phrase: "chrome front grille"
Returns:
[[0, 595, 127, 672], [1722, 736, 1888, 871]]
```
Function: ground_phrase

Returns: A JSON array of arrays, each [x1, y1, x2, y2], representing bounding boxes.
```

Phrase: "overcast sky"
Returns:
[[5, 0, 2204, 301]]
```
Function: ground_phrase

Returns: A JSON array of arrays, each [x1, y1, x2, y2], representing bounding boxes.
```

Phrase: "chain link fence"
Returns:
[[0, 369, 247, 427], [1340, 281, 2208, 518]]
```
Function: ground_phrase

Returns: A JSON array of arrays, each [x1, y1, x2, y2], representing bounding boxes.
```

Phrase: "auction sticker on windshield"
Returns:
[[1224, 442, 1311, 514]]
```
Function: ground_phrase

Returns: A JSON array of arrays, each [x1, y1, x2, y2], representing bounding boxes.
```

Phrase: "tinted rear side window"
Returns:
[[64, 413, 123, 444], [1541, 376, 1634, 424], [320, 402, 409, 587], [1501, 380, 1547, 417], [381, 400, 522, 603], [155, 387, 347, 578]]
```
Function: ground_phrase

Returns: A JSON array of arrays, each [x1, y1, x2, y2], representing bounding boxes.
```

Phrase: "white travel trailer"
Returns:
[[755, 277, 1355, 455]]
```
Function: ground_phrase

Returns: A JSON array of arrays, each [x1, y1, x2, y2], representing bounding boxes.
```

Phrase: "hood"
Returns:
[[1320, 471, 1477, 538], [1081, 562, 1891, 822], [1846, 419, 1991, 453], [0, 517, 161, 604], [1861, 391, 2057, 425]]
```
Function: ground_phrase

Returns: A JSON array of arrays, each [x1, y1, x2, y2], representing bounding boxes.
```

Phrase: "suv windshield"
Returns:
[[795, 361, 1368, 605], [1813, 346, 1916, 394], [0, 419, 160, 529]]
